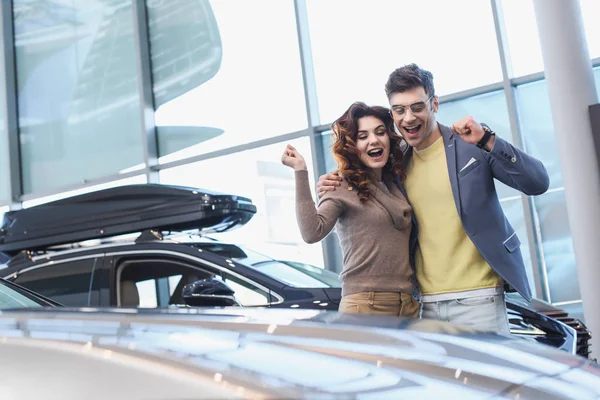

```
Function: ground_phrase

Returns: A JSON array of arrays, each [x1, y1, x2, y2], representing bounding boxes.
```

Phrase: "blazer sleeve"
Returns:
[[484, 136, 550, 196], [295, 170, 343, 244]]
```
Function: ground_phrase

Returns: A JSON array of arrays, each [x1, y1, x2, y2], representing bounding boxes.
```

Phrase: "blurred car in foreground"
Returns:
[[0, 184, 591, 358], [0, 306, 598, 400]]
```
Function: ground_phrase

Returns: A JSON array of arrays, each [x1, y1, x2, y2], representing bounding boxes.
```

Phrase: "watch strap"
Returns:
[[477, 123, 495, 149]]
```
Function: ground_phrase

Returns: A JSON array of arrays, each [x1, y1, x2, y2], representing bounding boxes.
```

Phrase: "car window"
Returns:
[[0, 281, 45, 309], [192, 241, 341, 288], [13, 257, 101, 307], [250, 261, 341, 288], [222, 273, 270, 307], [117, 259, 213, 307], [133, 275, 183, 308]]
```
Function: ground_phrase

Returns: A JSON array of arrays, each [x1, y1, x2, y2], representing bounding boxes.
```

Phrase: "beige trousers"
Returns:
[[338, 291, 419, 318]]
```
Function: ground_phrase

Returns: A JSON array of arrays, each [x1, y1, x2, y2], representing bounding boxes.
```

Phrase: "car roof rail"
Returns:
[[0, 184, 257, 255], [135, 229, 164, 243], [5, 250, 33, 267]]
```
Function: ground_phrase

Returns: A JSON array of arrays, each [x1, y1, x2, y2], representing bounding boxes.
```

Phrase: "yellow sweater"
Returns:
[[404, 137, 503, 295]]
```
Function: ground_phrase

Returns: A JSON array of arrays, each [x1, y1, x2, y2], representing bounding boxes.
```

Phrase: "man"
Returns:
[[317, 64, 549, 333]]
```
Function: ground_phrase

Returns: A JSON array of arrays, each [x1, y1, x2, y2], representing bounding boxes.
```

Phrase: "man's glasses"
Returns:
[[390, 96, 434, 117]]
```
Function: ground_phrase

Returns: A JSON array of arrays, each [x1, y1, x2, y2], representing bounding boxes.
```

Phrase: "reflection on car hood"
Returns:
[[0, 307, 598, 400]]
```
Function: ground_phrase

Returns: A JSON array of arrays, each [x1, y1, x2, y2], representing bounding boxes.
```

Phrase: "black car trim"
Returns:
[[4, 254, 101, 278], [104, 249, 285, 304], [29, 242, 136, 262]]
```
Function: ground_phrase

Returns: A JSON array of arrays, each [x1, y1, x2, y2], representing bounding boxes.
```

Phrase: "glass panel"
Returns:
[[437, 91, 520, 200], [136, 279, 158, 308], [159, 137, 324, 268], [515, 80, 563, 190], [168, 275, 183, 296], [534, 189, 580, 303], [595, 66, 600, 97], [0, 282, 44, 309], [501, 0, 600, 78], [0, 62, 7, 203], [0, 206, 8, 264], [148, 0, 306, 162], [500, 0, 543, 77], [13, 0, 144, 194], [14, 258, 98, 306], [307, 0, 503, 124], [580, 0, 600, 61], [22, 175, 146, 208], [500, 198, 535, 296], [222, 273, 269, 306]]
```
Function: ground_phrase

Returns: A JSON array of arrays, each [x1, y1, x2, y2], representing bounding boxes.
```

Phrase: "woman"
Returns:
[[281, 102, 418, 317]]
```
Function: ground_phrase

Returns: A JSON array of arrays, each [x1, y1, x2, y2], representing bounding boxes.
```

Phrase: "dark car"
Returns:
[[0, 184, 591, 358]]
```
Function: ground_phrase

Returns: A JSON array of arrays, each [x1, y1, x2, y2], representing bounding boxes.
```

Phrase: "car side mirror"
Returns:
[[182, 277, 239, 307]]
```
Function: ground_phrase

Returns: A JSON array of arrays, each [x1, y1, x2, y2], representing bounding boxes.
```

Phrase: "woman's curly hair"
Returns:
[[331, 102, 406, 202]]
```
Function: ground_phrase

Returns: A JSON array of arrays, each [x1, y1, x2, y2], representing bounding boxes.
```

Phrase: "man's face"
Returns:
[[388, 87, 438, 150]]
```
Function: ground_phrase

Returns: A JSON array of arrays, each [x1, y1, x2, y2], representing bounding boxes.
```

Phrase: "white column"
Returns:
[[533, 0, 600, 356]]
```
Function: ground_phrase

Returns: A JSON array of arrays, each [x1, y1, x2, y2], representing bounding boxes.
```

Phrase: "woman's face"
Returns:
[[355, 116, 390, 177]]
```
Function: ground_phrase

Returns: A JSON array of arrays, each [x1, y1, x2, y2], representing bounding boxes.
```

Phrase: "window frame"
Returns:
[[114, 257, 217, 307], [106, 249, 283, 307]]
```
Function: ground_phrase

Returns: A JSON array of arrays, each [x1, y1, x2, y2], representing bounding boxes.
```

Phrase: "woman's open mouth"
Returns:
[[367, 149, 384, 159]]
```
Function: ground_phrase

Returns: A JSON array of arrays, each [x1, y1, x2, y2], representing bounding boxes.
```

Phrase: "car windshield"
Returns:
[[0, 279, 46, 309], [250, 261, 341, 288], [190, 240, 341, 288]]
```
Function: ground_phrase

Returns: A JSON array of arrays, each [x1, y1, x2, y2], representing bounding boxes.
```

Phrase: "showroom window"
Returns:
[[514, 77, 592, 303], [22, 175, 147, 208], [0, 76, 7, 203], [595, 66, 600, 96], [515, 81, 563, 190], [159, 136, 325, 268], [500, 0, 600, 77], [306, 0, 503, 124], [533, 190, 580, 303], [12, 0, 145, 194], [147, 0, 307, 163]]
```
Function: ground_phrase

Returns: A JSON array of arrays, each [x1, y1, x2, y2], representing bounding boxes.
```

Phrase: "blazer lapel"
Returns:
[[440, 124, 462, 218]]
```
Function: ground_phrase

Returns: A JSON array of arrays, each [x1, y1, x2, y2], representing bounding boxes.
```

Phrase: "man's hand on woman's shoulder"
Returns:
[[317, 173, 342, 198]]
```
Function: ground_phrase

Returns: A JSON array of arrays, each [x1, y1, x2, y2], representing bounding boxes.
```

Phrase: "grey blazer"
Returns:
[[401, 123, 549, 301]]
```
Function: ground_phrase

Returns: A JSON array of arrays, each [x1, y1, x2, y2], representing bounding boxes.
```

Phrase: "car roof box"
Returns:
[[0, 184, 257, 254]]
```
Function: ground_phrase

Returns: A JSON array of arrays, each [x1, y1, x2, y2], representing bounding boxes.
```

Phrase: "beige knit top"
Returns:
[[294, 170, 413, 297]]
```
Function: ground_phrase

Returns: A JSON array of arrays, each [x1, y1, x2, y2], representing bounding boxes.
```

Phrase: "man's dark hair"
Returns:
[[385, 63, 435, 99]]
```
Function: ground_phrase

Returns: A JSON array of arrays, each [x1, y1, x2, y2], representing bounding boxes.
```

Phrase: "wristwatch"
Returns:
[[477, 123, 496, 149]]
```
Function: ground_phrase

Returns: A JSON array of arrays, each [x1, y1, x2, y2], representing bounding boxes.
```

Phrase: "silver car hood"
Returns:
[[0, 307, 598, 400]]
